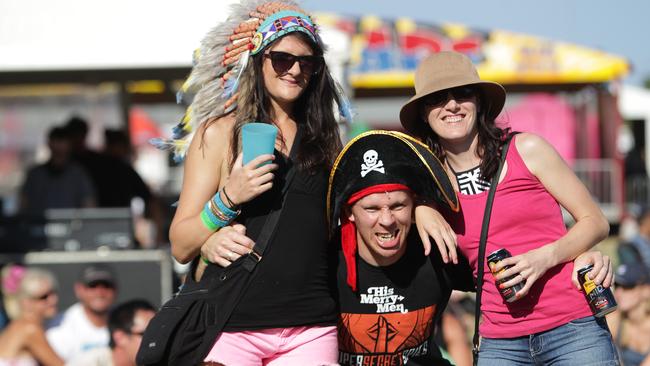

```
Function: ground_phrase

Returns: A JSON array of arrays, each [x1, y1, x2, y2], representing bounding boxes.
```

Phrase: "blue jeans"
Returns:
[[478, 316, 620, 365]]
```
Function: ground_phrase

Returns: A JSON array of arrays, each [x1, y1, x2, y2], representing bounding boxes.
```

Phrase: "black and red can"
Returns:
[[487, 248, 524, 302], [578, 264, 617, 317]]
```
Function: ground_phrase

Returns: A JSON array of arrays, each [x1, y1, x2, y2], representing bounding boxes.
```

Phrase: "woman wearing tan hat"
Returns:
[[401, 51, 619, 365]]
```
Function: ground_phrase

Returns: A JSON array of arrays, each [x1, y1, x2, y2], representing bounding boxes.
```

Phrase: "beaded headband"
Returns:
[[250, 10, 317, 54]]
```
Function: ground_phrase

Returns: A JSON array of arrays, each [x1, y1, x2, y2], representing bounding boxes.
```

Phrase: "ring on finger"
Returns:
[[228, 251, 235, 261]]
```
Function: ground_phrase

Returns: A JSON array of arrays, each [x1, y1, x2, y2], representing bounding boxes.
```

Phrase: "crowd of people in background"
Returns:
[[0, 263, 155, 366], [0, 115, 168, 364], [17, 115, 165, 248]]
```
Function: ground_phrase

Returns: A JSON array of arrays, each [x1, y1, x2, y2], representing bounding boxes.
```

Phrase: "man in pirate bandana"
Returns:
[[327, 130, 475, 365]]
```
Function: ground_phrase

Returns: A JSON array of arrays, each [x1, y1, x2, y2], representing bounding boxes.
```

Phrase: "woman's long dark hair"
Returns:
[[414, 90, 511, 181], [224, 32, 343, 174]]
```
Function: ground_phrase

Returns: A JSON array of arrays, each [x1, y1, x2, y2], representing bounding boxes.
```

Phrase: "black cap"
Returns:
[[327, 130, 458, 231], [78, 264, 116, 287], [615, 262, 649, 287]]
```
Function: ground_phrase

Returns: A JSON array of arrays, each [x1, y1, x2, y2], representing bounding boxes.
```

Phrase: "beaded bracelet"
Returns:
[[199, 189, 241, 231], [203, 201, 229, 226], [213, 190, 239, 218], [222, 186, 239, 209], [208, 199, 230, 222]]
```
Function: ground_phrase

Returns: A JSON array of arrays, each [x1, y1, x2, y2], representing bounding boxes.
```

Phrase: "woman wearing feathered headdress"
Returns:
[[162, 0, 350, 364]]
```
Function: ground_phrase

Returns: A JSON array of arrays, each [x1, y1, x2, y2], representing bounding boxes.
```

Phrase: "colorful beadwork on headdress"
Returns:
[[150, 0, 352, 162], [250, 10, 317, 55]]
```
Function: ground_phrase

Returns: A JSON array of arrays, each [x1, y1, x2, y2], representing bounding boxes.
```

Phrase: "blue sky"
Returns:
[[309, 0, 649, 86]]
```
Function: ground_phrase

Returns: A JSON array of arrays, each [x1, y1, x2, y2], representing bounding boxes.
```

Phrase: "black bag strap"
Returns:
[[472, 134, 515, 365], [242, 125, 303, 272], [191, 126, 304, 363]]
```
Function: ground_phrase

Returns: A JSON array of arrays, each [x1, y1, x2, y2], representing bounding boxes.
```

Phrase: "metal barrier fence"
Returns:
[[572, 159, 623, 223]]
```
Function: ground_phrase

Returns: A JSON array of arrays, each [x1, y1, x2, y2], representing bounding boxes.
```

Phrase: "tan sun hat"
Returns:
[[399, 51, 506, 134]]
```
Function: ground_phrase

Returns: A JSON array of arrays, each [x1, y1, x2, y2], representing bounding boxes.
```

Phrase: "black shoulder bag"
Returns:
[[472, 135, 515, 366], [137, 128, 302, 366]]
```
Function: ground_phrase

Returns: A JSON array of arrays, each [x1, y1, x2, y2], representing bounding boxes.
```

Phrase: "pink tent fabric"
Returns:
[[586, 112, 601, 159], [129, 107, 162, 147], [500, 93, 577, 165]]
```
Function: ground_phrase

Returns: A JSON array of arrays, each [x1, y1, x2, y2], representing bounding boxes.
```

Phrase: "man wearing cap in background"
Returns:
[[327, 130, 475, 365], [607, 261, 650, 366], [67, 299, 156, 366], [46, 264, 118, 361]]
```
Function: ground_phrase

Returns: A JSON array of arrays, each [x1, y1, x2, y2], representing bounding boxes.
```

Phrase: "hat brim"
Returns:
[[327, 130, 459, 230], [399, 81, 506, 135]]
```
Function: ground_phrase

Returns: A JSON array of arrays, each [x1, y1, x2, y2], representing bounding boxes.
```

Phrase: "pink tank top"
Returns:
[[443, 135, 592, 338]]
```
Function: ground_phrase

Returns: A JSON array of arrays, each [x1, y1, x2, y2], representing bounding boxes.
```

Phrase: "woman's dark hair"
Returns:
[[223, 31, 342, 174], [414, 89, 511, 181]]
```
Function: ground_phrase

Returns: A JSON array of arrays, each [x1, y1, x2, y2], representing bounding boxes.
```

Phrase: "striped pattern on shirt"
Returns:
[[454, 166, 490, 195]]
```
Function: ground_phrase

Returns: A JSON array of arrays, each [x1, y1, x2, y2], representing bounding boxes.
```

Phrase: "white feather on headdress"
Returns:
[[151, 0, 300, 160]]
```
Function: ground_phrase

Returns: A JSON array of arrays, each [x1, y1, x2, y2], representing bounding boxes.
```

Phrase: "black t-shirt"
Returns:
[[73, 150, 152, 207], [336, 229, 474, 366]]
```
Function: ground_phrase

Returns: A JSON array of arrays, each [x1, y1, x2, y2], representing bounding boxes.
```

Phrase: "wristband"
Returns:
[[200, 191, 241, 232], [203, 202, 229, 227], [200, 210, 221, 231], [214, 190, 240, 218], [208, 199, 231, 222]]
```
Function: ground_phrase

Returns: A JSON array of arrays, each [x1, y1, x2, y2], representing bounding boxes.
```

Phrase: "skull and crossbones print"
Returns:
[[361, 149, 385, 177]]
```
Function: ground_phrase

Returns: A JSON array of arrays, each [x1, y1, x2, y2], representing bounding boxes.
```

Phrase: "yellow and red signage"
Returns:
[[315, 13, 629, 88]]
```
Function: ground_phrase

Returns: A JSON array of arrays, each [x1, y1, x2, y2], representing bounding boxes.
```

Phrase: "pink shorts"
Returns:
[[203, 325, 338, 366]]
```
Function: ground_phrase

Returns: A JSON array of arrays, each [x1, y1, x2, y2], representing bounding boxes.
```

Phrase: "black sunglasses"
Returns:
[[32, 290, 56, 301], [86, 280, 115, 289], [423, 86, 476, 107], [264, 51, 324, 75]]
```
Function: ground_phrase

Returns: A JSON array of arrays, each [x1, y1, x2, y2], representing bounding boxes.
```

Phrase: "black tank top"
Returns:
[[224, 128, 337, 330]]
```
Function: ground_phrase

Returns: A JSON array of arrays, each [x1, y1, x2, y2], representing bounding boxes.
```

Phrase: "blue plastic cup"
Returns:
[[242, 122, 278, 165]]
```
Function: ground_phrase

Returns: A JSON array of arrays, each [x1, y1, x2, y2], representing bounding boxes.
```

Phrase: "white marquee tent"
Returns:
[[0, 0, 349, 81]]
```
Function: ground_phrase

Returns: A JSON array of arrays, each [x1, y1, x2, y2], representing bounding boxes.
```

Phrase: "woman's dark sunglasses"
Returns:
[[264, 51, 324, 75], [423, 86, 476, 107], [32, 290, 56, 301]]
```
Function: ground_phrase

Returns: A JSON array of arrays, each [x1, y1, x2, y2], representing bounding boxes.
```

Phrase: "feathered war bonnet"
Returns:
[[326, 130, 459, 291], [151, 0, 352, 161]]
